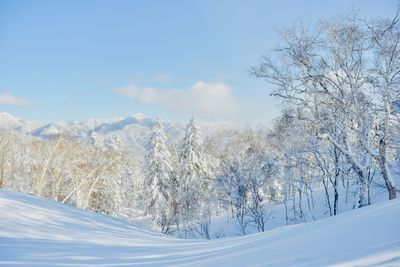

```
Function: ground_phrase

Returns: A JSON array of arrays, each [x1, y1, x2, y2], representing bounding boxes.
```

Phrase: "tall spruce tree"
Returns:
[[144, 118, 173, 232], [179, 118, 213, 230]]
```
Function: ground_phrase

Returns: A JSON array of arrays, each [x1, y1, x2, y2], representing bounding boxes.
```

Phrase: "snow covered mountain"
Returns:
[[0, 113, 161, 157], [0, 112, 236, 158], [0, 112, 233, 155], [0, 112, 41, 133], [1, 189, 399, 266]]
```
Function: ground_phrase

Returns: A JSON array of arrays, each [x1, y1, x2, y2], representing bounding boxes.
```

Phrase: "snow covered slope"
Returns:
[[1, 190, 399, 266]]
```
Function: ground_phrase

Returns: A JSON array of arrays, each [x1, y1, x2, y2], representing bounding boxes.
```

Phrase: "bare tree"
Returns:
[[252, 13, 399, 205]]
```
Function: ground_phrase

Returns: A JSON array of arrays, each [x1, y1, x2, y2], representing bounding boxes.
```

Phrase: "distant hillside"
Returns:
[[0, 112, 235, 155]]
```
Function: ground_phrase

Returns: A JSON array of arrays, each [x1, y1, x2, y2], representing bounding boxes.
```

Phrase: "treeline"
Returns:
[[0, 133, 139, 216]]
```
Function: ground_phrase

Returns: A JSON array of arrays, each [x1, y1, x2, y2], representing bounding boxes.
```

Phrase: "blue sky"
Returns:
[[0, 0, 396, 124]]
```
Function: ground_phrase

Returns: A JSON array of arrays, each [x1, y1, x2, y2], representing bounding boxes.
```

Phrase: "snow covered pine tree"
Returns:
[[144, 118, 174, 233]]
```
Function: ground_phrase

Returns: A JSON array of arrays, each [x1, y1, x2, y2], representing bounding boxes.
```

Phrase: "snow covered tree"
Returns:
[[55, 137, 130, 216], [89, 131, 102, 148], [252, 13, 400, 207], [0, 132, 15, 189], [221, 129, 275, 233], [178, 118, 214, 235], [144, 118, 174, 232], [367, 16, 400, 200]]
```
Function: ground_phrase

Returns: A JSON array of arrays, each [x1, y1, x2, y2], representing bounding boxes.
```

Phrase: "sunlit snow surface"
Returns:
[[0, 189, 399, 266]]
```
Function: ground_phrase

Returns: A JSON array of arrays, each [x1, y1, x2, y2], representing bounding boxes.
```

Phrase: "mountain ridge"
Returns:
[[0, 112, 236, 154]]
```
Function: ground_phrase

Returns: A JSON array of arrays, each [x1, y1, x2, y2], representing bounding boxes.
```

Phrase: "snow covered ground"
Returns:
[[131, 179, 395, 240], [1, 189, 399, 266]]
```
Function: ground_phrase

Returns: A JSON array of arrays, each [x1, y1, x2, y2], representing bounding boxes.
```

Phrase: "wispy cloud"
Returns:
[[114, 81, 238, 116], [0, 93, 33, 106], [147, 74, 172, 83], [130, 73, 174, 83]]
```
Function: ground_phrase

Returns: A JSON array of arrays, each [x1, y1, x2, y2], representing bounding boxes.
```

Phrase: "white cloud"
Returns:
[[0, 93, 33, 106], [114, 81, 238, 116]]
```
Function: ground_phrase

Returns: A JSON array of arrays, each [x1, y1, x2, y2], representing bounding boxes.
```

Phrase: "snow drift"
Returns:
[[0, 189, 399, 266]]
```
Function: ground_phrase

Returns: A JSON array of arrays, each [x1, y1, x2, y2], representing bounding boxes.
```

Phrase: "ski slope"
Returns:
[[0, 189, 399, 267]]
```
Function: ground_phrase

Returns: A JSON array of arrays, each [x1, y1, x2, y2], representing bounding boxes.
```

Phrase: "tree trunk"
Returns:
[[333, 147, 340, 215], [322, 177, 332, 216], [379, 134, 396, 200]]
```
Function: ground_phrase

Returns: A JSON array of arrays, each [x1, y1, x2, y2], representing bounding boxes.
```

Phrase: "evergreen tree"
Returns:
[[144, 118, 173, 232], [179, 118, 213, 232]]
